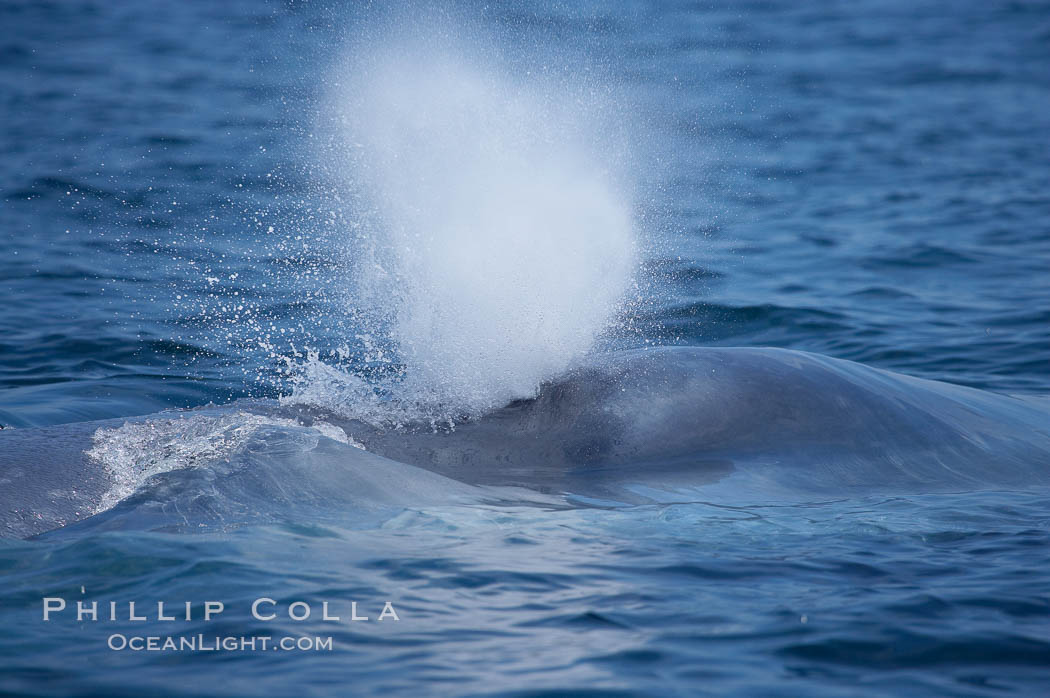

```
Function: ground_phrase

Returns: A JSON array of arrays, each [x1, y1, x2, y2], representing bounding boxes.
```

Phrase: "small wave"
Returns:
[[86, 411, 362, 515]]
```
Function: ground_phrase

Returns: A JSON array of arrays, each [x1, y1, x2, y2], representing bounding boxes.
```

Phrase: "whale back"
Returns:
[[2, 347, 1049, 538]]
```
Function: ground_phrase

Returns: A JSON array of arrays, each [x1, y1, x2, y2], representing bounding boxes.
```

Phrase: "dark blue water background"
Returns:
[[2, 1, 1049, 696]]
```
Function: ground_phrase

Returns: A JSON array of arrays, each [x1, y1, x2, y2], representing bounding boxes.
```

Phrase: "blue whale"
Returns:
[[2, 347, 1048, 538]]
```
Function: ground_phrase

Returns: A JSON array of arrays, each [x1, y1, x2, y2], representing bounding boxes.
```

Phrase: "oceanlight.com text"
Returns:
[[107, 634, 333, 652]]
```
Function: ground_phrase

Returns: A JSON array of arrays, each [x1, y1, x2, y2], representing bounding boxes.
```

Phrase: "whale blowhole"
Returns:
[[294, 15, 640, 424]]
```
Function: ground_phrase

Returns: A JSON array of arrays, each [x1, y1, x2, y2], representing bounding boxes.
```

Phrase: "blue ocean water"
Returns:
[[2, 1, 1049, 696]]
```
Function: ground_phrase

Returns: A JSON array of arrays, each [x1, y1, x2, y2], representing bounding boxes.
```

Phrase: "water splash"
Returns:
[[86, 412, 361, 514], [312, 20, 638, 420]]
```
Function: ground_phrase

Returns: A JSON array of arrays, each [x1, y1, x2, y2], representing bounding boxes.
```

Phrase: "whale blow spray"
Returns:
[[324, 23, 637, 418]]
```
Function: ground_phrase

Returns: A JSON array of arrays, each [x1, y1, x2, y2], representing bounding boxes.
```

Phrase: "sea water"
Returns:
[[1, 1, 1049, 696]]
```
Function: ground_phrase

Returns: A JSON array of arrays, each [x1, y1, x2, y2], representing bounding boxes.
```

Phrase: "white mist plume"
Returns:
[[326, 24, 637, 417]]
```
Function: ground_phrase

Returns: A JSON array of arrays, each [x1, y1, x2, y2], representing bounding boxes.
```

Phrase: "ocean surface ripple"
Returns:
[[1, 1, 1049, 696]]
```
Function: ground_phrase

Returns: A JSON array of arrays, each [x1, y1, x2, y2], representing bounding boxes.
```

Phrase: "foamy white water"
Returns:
[[86, 412, 360, 515], [319, 24, 638, 418]]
